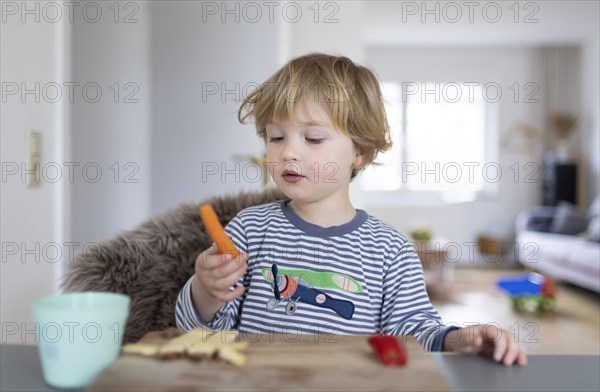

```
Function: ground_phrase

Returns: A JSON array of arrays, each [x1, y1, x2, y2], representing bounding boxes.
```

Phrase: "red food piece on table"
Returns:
[[368, 335, 408, 366]]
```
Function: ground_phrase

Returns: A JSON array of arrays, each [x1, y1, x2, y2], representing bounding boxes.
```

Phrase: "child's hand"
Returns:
[[191, 246, 248, 322], [444, 324, 528, 366]]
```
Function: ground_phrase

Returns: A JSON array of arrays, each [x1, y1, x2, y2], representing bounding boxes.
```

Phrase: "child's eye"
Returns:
[[306, 138, 324, 144], [269, 137, 284, 143]]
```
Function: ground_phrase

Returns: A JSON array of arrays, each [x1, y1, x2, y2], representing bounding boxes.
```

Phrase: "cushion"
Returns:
[[526, 214, 554, 232], [520, 206, 555, 232], [550, 201, 589, 235], [587, 195, 600, 220], [586, 216, 600, 242]]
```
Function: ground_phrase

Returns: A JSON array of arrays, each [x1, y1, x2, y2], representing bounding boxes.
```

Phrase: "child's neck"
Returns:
[[289, 199, 356, 228]]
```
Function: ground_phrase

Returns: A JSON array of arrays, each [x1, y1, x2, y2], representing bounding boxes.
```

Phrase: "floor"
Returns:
[[428, 266, 600, 354]]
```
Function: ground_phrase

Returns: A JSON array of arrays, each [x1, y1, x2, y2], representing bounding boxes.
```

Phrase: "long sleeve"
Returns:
[[175, 213, 249, 331], [176, 202, 461, 343], [381, 240, 459, 351]]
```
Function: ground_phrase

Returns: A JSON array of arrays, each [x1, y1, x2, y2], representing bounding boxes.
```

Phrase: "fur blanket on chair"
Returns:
[[61, 188, 285, 343]]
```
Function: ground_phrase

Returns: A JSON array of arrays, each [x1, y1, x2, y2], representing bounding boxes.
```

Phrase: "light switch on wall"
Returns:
[[25, 130, 42, 187]]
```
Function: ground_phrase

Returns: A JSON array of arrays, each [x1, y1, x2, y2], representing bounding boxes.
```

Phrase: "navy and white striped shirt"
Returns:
[[176, 201, 456, 351]]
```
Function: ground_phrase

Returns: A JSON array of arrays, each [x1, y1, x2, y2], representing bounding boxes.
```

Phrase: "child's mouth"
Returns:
[[282, 170, 304, 183]]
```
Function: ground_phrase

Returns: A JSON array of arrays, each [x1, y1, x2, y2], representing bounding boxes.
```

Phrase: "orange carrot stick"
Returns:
[[199, 204, 240, 258]]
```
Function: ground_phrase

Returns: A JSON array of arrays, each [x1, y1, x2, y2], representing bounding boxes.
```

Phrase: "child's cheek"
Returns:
[[265, 152, 278, 177], [311, 162, 340, 184], [267, 163, 277, 179]]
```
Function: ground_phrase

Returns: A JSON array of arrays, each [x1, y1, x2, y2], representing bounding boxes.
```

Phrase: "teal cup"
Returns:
[[32, 292, 130, 389]]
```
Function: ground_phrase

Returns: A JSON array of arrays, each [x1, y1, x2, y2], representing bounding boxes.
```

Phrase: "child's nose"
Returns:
[[281, 140, 299, 162]]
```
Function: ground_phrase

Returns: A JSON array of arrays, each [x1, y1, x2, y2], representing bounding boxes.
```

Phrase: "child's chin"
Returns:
[[280, 189, 302, 201], [271, 183, 293, 199], [276, 188, 309, 203]]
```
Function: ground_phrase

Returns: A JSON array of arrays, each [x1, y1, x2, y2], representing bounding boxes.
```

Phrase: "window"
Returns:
[[360, 81, 494, 203]]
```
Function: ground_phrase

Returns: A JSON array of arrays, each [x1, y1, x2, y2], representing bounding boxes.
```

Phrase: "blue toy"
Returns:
[[496, 272, 557, 312]]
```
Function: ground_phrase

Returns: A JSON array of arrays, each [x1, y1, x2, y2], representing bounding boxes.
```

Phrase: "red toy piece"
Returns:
[[541, 277, 557, 298], [368, 335, 408, 366]]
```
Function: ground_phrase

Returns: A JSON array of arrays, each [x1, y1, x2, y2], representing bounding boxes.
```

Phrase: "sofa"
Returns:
[[515, 197, 600, 293]]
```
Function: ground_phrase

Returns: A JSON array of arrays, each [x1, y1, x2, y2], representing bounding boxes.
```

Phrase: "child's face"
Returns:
[[265, 100, 363, 206]]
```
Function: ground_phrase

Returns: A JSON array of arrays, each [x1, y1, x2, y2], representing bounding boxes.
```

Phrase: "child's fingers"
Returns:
[[204, 275, 244, 301], [197, 251, 247, 271], [494, 340, 511, 363], [199, 244, 220, 260], [215, 263, 247, 286], [473, 327, 483, 347], [196, 253, 247, 297], [484, 326, 527, 366], [218, 285, 246, 302], [517, 347, 528, 366], [209, 279, 247, 302], [201, 266, 242, 289], [501, 340, 524, 366], [195, 247, 219, 268], [454, 325, 528, 367], [202, 256, 246, 280], [207, 254, 247, 278], [486, 326, 502, 361], [195, 254, 226, 272], [458, 325, 483, 354]]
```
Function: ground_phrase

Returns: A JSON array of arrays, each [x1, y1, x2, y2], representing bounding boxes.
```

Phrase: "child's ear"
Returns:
[[352, 147, 367, 171]]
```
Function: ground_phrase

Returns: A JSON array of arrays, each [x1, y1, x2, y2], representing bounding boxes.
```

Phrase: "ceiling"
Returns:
[[365, 1, 599, 47]]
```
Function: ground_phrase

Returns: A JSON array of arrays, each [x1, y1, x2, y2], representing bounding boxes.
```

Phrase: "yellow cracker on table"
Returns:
[[158, 328, 211, 358], [122, 328, 248, 366], [230, 341, 249, 351], [121, 343, 161, 357], [218, 344, 247, 367], [210, 330, 240, 345], [186, 330, 241, 358]]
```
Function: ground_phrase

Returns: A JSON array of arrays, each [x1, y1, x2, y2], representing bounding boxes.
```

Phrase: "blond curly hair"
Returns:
[[238, 53, 392, 178]]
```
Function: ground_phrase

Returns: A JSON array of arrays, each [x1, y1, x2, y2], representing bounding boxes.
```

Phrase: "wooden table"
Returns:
[[87, 334, 450, 391], [3, 343, 599, 391]]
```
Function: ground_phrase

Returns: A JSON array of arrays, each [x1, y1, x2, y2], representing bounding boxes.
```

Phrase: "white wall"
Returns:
[[70, 0, 283, 240], [365, 0, 599, 47], [581, 33, 600, 203], [1, 0, 280, 344], [71, 2, 151, 245], [362, 47, 567, 258], [149, 1, 279, 213], [1, 11, 69, 343], [288, 1, 365, 61]]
